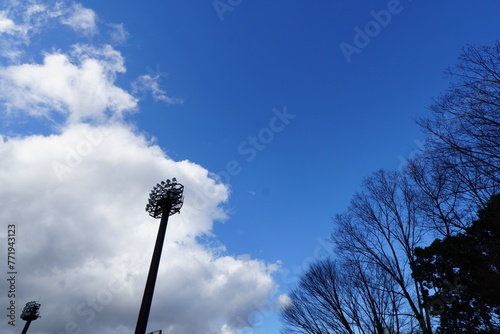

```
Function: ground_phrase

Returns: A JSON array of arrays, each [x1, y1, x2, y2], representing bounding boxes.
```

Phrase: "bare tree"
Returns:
[[333, 170, 431, 334], [281, 41, 500, 334], [405, 157, 472, 237], [280, 259, 356, 334], [280, 258, 406, 334], [342, 256, 407, 334], [417, 42, 500, 213]]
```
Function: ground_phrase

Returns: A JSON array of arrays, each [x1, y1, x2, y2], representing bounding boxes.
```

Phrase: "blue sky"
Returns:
[[1, 1, 500, 334]]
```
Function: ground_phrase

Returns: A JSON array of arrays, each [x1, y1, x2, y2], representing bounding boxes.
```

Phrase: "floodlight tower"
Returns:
[[135, 178, 184, 334], [20, 301, 41, 334]]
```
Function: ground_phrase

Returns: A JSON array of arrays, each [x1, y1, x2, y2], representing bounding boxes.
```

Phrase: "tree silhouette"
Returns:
[[280, 40, 500, 334], [416, 41, 500, 218], [413, 194, 500, 333]]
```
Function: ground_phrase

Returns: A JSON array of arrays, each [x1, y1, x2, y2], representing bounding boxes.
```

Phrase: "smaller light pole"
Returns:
[[20, 301, 41, 334], [135, 178, 184, 334]]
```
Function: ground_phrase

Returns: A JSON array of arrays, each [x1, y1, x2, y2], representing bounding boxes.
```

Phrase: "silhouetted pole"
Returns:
[[21, 320, 32, 334], [20, 301, 40, 334], [135, 178, 184, 334], [135, 203, 171, 334]]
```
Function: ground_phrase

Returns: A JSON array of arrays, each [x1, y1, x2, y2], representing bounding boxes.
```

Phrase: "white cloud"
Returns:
[[108, 23, 129, 45], [61, 3, 98, 35], [0, 1, 98, 61], [132, 74, 184, 105], [0, 44, 137, 124], [0, 123, 279, 334], [26, 4, 47, 17], [277, 294, 293, 308], [0, 8, 29, 60], [0, 10, 18, 34]]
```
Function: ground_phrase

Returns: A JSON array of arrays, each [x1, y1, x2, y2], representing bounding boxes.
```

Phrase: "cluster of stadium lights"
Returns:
[[21, 301, 40, 321], [20, 301, 41, 334], [145, 178, 184, 218]]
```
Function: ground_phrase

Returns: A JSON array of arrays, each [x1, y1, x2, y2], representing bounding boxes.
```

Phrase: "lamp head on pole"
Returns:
[[145, 178, 184, 218], [20, 301, 41, 321]]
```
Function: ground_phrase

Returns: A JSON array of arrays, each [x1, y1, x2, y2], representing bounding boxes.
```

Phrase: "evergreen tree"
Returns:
[[413, 194, 500, 333]]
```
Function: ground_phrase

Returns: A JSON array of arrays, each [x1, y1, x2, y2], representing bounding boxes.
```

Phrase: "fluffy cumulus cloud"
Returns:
[[0, 2, 173, 110], [0, 1, 280, 334], [0, 44, 137, 123], [0, 123, 279, 334]]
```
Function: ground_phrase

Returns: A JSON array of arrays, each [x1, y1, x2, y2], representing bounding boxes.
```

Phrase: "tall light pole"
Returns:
[[20, 301, 41, 334], [135, 178, 184, 334]]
